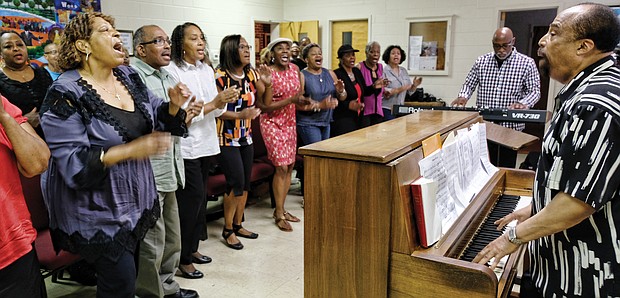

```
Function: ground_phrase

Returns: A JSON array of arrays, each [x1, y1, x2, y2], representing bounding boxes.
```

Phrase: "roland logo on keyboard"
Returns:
[[510, 112, 541, 120]]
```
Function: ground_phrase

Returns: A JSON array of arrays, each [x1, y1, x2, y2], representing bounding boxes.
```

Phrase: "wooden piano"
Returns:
[[300, 110, 534, 298]]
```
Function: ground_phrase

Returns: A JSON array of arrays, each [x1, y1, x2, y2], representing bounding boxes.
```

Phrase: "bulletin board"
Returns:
[[407, 16, 453, 76]]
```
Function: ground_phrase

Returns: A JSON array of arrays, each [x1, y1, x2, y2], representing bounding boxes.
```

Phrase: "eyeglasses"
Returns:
[[239, 44, 253, 51], [44, 50, 58, 55], [140, 37, 171, 47], [492, 42, 513, 50]]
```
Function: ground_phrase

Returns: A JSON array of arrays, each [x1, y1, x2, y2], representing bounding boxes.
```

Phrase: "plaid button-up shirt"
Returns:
[[458, 48, 540, 130]]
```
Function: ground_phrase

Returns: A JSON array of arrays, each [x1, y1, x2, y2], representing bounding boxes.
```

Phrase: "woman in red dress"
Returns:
[[258, 38, 308, 231]]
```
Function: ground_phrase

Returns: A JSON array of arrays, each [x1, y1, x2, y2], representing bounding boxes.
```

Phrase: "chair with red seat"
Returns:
[[20, 174, 82, 284], [204, 118, 275, 207]]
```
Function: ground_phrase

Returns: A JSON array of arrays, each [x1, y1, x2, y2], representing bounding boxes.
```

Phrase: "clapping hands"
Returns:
[[257, 64, 272, 87]]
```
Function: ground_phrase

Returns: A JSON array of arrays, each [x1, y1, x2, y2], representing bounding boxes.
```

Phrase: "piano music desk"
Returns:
[[300, 111, 534, 298], [485, 121, 538, 168]]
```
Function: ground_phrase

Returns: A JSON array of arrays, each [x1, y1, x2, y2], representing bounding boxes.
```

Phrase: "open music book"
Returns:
[[411, 123, 498, 247]]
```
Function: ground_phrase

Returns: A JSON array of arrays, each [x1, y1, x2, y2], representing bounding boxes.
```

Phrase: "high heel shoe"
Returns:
[[222, 228, 244, 250], [176, 266, 204, 279], [233, 224, 259, 239], [191, 254, 212, 264]]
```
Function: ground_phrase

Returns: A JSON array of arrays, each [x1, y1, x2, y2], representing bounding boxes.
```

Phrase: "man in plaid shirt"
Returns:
[[452, 27, 540, 131]]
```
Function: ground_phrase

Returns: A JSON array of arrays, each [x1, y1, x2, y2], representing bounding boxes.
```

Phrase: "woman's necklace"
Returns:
[[230, 70, 245, 80], [84, 72, 121, 101], [346, 70, 355, 82], [308, 68, 323, 82], [3, 65, 29, 80]]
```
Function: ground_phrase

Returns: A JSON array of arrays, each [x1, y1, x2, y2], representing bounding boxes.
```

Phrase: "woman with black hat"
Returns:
[[331, 44, 368, 136]]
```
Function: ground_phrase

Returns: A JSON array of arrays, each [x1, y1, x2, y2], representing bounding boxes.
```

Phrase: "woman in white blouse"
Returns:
[[381, 45, 422, 120], [165, 22, 237, 279]]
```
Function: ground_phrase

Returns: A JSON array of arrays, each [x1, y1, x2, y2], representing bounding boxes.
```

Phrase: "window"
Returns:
[[342, 31, 352, 46]]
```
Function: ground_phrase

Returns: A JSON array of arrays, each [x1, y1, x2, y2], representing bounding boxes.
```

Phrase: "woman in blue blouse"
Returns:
[[298, 43, 345, 145], [40, 13, 190, 298]]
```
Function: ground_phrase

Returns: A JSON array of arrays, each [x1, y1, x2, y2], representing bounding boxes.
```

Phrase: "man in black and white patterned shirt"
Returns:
[[474, 3, 620, 297], [452, 27, 541, 131]]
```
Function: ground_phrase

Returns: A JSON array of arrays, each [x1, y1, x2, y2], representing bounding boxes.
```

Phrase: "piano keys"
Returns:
[[300, 110, 534, 298], [393, 104, 548, 124], [460, 194, 530, 262]]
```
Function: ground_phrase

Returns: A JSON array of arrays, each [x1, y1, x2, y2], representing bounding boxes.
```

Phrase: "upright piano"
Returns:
[[300, 110, 534, 298]]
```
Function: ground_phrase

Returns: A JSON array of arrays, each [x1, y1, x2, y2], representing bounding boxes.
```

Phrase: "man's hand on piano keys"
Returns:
[[509, 102, 528, 109], [450, 97, 468, 107], [494, 205, 532, 231], [472, 235, 520, 271]]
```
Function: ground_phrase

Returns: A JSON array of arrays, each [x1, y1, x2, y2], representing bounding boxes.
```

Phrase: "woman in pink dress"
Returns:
[[258, 38, 308, 232]]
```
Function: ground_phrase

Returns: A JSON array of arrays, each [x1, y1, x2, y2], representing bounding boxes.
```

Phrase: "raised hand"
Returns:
[[349, 100, 364, 112], [509, 102, 528, 110], [412, 76, 423, 88], [295, 95, 312, 106], [239, 107, 261, 119], [373, 78, 389, 89], [320, 95, 338, 110], [24, 107, 40, 128], [214, 87, 240, 108], [129, 131, 172, 159], [451, 97, 468, 107], [258, 64, 272, 87], [494, 205, 531, 231], [184, 96, 201, 122], [334, 79, 345, 94], [168, 82, 192, 111]]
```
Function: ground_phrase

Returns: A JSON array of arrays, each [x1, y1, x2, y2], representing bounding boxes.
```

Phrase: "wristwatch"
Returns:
[[507, 227, 523, 245]]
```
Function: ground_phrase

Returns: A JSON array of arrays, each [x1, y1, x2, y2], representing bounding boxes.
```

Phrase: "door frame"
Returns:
[[329, 15, 371, 69]]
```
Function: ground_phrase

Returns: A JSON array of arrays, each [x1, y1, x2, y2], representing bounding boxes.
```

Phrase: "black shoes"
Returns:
[[191, 255, 212, 264], [176, 266, 204, 279], [222, 228, 244, 250], [164, 288, 199, 298], [233, 224, 259, 239]]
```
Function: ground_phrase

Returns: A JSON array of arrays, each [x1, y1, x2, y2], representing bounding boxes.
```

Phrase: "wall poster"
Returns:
[[1, 0, 101, 66]]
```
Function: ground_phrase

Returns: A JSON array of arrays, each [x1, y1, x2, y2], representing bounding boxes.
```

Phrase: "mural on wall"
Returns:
[[0, 0, 100, 66]]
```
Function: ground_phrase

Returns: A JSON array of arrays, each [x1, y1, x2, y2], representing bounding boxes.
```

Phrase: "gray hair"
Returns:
[[365, 41, 380, 54]]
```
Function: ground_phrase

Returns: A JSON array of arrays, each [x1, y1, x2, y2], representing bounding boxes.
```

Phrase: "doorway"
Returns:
[[254, 22, 273, 64], [331, 20, 368, 69], [502, 8, 556, 153]]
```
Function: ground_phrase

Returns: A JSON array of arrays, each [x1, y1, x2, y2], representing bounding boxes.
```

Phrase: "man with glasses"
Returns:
[[451, 27, 540, 131], [43, 43, 62, 80], [131, 25, 199, 298]]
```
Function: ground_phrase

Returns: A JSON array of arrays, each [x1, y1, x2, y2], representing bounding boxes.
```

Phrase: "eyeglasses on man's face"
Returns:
[[44, 49, 58, 55], [140, 37, 171, 47], [492, 41, 513, 50], [239, 44, 252, 51]]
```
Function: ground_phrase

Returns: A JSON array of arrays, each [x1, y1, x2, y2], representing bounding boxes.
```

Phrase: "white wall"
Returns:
[[283, 0, 619, 105], [98, 0, 618, 105], [101, 0, 283, 63]]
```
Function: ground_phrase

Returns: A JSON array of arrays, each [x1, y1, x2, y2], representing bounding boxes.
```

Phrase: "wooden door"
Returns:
[[331, 20, 368, 69], [278, 20, 318, 44]]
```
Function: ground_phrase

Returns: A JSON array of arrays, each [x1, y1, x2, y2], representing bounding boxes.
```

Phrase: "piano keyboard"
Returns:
[[393, 105, 547, 124], [459, 195, 531, 262]]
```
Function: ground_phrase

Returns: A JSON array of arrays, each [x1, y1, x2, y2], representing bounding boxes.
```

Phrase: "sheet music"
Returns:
[[416, 123, 501, 235], [419, 150, 458, 231], [478, 123, 499, 175]]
